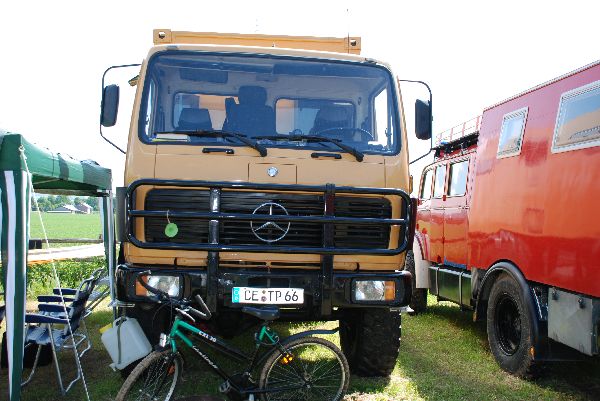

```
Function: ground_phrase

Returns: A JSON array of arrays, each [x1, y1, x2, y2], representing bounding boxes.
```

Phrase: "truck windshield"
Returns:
[[139, 51, 400, 155]]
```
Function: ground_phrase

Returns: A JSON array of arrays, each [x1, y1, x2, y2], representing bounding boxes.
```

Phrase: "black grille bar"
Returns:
[[126, 178, 412, 255], [321, 183, 336, 317], [131, 210, 406, 225]]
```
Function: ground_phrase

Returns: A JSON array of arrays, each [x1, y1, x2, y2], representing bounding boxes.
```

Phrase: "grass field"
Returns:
[[29, 212, 102, 242], [8, 215, 599, 400], [2, 293, 599, 401]]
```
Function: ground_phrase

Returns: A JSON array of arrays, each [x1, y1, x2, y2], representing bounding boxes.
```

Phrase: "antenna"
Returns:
[[346, 8, 350, 53]]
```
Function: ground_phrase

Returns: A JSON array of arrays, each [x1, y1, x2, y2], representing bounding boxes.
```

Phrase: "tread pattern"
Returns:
[[340, 309, 401, 377]]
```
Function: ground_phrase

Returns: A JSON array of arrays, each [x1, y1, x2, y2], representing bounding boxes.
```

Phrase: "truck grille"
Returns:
[[144, 189, 392, 249]]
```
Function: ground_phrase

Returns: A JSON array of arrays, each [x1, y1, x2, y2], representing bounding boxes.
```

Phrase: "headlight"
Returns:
[[354, 280, 396, 302], [135, 274, 181, 297]]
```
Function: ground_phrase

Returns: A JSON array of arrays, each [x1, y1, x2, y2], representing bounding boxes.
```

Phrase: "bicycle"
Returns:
[[115, 271, 350, 401]]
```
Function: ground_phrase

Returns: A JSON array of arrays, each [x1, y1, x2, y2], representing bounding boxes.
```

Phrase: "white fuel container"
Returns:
[[101, 317, 152, 370]]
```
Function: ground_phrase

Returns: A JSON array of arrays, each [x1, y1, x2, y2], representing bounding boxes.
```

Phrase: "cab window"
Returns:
[[433, 165, 446, 198], [447, 160, 469, 196], [420, 169, 434, 199]]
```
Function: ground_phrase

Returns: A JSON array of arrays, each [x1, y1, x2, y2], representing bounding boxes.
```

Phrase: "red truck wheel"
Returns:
[[486, 274, 536, 376]]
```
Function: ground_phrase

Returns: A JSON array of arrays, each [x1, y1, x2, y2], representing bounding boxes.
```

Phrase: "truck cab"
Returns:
[[101, 29, 431, 377]]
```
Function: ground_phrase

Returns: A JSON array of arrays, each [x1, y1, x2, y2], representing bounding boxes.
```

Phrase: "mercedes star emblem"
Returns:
[[267, 166, 279, 177], [251, 202, 290, 243]]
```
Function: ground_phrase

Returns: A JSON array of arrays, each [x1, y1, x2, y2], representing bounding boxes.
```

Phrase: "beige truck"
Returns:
[[100, 29, 432, 376]]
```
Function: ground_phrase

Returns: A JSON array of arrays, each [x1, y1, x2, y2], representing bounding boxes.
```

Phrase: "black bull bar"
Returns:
[[125, 179, 415, 313]]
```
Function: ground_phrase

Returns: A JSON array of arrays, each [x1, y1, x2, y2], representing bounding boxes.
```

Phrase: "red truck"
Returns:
[[409, 60, 600, 375]]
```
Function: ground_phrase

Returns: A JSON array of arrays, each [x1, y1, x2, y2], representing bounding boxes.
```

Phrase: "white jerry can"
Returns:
[[101, 317, 152, 370]]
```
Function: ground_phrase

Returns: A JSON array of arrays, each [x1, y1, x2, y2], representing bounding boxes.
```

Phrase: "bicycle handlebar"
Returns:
[[136, 271, 212, 321]]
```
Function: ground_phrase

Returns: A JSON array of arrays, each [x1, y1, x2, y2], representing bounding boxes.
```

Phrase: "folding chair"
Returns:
[[35, 268, 106, 356], [22, 274, 98, 395]]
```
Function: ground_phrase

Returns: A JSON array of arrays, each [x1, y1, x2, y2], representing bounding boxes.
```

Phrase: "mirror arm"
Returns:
[[100, 63, 142, 154], [397, 79, 433, 165]]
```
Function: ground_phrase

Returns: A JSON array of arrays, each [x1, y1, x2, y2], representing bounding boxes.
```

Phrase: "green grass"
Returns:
[[2, 291, 599, 401], [29, 212, 102, 241]]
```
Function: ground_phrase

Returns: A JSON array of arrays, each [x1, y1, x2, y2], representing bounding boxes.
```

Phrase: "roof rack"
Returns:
[[153, 29, 361, 54], [435, 115, 482, 146]]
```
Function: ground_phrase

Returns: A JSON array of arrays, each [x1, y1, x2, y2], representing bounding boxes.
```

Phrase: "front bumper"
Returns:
[[116, 264, 412, 320]]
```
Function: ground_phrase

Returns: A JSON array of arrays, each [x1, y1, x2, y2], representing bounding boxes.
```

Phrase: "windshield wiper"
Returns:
[[154, 129, 267, 157], [255, 134, 364, 162]]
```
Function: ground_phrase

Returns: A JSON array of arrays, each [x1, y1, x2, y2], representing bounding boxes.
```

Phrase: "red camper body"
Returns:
[[412, 61, 600, 375]]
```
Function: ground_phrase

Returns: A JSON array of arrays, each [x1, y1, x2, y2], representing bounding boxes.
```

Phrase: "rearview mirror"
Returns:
[[415, 99, 432, 140], [100, 84, 120, 127]]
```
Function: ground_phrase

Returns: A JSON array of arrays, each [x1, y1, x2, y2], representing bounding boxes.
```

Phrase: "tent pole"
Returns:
[[1, 169, 30, 401], [99, 191, 117, 320]]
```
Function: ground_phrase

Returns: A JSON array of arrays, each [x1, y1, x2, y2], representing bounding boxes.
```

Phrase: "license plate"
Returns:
[[232, 287, 304, 305]]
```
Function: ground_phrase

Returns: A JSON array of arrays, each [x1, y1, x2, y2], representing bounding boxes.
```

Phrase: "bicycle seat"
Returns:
[[241, 306, 280, 321]]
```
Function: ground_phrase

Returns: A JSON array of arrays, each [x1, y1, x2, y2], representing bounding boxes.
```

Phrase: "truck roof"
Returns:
[[483, 59, 600, 111], [154, 29, 361, 55]]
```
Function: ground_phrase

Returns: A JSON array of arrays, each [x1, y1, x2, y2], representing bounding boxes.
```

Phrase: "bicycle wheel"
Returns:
[[259, 337, 349, 401], [116, 350, 182, 401]]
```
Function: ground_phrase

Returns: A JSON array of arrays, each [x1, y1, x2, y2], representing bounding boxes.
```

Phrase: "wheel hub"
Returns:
[[495, 295, 522, 355]]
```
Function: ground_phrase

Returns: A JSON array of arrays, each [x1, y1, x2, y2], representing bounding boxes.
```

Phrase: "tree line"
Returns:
[[33, 196, 97, 212]]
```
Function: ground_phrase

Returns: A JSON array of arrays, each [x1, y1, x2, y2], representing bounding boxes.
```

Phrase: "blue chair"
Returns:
[[22, 272, 100, 395]]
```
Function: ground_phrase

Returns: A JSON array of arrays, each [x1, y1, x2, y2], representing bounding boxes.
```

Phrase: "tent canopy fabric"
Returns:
[[0, 131, 114, 401], [0, 132, 112, 193]]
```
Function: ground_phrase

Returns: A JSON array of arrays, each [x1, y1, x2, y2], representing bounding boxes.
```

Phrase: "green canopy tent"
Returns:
[[0, 131, 115, 401]]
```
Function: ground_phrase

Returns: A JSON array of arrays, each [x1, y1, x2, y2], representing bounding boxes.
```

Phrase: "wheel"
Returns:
[[339, 308, 400, 377], [486, 274, 536, 376], [259, 337, 349, 401], [116, 350, 182, 401], [404, 250, 427, 315]]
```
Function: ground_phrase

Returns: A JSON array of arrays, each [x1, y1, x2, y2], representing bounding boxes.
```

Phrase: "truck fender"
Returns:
[[474, 261, 542, 351], [412, 235, 431, 289]]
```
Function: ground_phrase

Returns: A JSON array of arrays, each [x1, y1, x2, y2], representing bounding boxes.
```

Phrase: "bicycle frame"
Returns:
[[167, 316, 300, 395]]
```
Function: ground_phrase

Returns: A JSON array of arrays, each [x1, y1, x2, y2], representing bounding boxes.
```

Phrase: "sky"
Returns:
[[0, 0, 598, 192]]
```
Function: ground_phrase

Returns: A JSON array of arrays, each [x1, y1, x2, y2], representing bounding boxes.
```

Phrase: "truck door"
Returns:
[[442, 158, 470, 267], [416, 167, 434, 260], [429, 163, 447, 264]]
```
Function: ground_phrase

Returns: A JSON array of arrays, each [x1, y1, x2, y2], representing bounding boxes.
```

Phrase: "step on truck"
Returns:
[[100, 29, 432, 376], [409, 60, 600, 375]]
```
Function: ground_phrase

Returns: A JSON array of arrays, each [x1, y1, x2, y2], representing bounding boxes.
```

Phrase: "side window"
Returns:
[[433, 165, 446, 198], [420, 169, 434, 200], [143, 80, 156, 137], [373, 87, 392, 147], [497, 107, 528, 158], [552, 80, 600, 153], [447, 159, 469, 197]]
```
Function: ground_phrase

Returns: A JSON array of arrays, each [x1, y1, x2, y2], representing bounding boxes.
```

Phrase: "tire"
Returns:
[[486, 274, 536, 377], [339, 308, 400, 377], [404, 250, 428, 315], [259, 337, 349, 401], [116, 350, 182, 401]]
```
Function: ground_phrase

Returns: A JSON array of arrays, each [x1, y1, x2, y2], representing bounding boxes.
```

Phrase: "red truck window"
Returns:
[[420, 169, 433, 199], [433, 165, 446, 198], [497, 107, 528, 158], [447, 159, 469, 196], [552, 80, 600, 153]]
